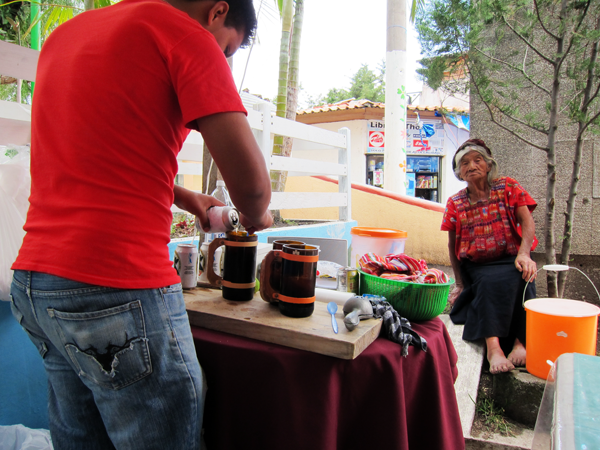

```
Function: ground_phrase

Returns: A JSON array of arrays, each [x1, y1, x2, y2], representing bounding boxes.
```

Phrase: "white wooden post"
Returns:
[[257, 102, 272, 173], [338, 127, 351, 222]]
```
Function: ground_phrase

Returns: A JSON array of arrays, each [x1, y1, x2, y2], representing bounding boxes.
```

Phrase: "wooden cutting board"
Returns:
[[184, 287, 382, 360]]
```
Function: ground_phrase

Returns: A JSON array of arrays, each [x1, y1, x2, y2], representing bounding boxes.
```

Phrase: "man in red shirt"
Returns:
[[10, 0, 272, 448]]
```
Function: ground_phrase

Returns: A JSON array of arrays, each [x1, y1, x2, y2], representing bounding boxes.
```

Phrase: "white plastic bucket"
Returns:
[[350, 227, 408, 269]]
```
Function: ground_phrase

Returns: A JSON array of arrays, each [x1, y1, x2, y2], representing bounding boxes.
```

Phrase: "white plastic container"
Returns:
[[350, 227, 408, 269]]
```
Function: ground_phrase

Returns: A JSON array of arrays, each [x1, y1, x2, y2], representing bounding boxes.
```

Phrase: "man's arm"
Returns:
[[196, 112, 273, 233]]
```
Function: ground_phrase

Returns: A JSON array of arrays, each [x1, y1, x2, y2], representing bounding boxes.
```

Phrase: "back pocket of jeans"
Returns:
[[49, 300, 152, 390], [10, 295, 49, 359]]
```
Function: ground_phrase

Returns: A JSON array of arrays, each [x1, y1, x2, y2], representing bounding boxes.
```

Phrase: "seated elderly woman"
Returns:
[[441, 139, 538, 374]]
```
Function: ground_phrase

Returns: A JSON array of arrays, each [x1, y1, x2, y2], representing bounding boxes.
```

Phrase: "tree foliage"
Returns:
[[1, 0, 25, 41], [1, 0, 113, 102], [417, 0, 600, 297], [308, 62, 386, 107], [1, 0, 112, 45]]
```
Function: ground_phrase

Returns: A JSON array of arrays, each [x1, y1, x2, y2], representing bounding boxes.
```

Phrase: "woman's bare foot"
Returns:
[[485, 337, 515, 374], [507, 338, 526, 367]]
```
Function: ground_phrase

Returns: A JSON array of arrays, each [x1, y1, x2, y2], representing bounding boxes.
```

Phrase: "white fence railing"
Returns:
[[0, 41, 352, 221], [0, 41, 37, 146], [178, 102, 351, 221]]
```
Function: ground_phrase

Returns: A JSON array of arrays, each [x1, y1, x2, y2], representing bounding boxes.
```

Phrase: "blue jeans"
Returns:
[[10, 270, 205, 450]]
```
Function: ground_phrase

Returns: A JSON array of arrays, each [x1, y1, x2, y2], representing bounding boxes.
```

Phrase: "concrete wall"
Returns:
[[471, 103, 599, 258], [469, 22, 599, 259], [291, 119, 369, 185], [281, 176, 450, 265], [469, 25, 600, 338]]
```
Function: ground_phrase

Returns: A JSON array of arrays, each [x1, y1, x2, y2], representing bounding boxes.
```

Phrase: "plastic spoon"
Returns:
[[327, 302, 338, 334]]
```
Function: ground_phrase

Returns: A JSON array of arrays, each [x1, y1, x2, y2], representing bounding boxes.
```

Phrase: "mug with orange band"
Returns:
[[260, 243, 319, 318], [269, 240, 305, 291], [206, 231, 258, 301]]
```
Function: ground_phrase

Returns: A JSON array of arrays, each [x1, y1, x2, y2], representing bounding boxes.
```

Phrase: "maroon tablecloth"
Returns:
[[192, 317, 464, 450]]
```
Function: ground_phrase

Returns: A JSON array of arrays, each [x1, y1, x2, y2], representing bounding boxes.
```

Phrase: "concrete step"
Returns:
[[441, 315, 542, 450], [440, 314, 485, 438], [465, 428, 535, 450], [491, 369, 545, 428]]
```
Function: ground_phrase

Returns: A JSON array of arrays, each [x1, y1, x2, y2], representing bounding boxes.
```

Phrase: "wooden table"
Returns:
[[185, 288, 465, 450], [184, 287, 382, 359]]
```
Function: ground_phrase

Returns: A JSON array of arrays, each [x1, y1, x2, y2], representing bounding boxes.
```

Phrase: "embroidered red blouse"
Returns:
[[441, 177, 538, 263]]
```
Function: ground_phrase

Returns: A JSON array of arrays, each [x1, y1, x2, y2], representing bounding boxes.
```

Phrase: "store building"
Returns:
[[295, 99, 470, 205]]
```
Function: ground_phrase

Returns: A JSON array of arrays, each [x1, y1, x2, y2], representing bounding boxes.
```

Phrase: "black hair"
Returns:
[[187, 0, 257, 48], [223, 0, 257, 48]]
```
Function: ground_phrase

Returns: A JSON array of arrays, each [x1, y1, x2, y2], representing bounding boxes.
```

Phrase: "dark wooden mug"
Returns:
[[260, 243, 319, 317], [206, 231, 258, 301]]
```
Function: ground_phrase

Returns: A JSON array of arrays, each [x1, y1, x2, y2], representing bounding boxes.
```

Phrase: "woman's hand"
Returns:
[[448, 284, 463, 306], [515, 253, 537, 282], [515, 205, 537, 281]]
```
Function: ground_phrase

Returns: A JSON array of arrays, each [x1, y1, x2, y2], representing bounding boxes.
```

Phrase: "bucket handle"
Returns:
[[522, 264, 600, 307]]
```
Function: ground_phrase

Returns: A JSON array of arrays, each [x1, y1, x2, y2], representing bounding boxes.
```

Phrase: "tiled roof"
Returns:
[[297, 98, 469, 115]]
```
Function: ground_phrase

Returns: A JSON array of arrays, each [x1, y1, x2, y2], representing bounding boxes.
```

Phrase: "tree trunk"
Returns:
[[270, 48, 291, 191], [270, 0, 294, 222], [544, 121, 558, 298], [557, 16, 600, 297], [279, 0, 304, 197], [544, 0, 569, 298], [286, 0, 303, 125], [270, 24, 290, 194]]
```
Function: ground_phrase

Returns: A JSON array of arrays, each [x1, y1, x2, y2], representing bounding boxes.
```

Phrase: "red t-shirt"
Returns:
[[441, 177, 538, 263], [12, 0, 246, 289]]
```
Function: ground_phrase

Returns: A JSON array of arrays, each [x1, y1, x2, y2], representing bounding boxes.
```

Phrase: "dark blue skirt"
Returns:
[[450, 255, 536, 351]]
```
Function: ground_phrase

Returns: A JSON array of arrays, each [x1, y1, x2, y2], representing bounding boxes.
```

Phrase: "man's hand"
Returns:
[[240, 210, 273, 235], [173, 186, 225, 232], [515, 252, 537, 282], [174, 185, 273, 234]]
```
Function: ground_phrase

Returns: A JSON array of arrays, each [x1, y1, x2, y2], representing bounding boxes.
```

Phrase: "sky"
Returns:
[[231, 0, 424, 109]]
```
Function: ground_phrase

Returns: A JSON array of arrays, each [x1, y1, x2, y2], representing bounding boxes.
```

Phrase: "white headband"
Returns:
[[454, 145, 490, 168]]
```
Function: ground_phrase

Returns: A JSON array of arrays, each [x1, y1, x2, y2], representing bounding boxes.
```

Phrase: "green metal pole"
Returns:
[[30, 1, 41, 93]]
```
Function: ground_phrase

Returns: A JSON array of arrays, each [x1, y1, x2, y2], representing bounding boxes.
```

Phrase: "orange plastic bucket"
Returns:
[[524, 298, 600, 379]]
